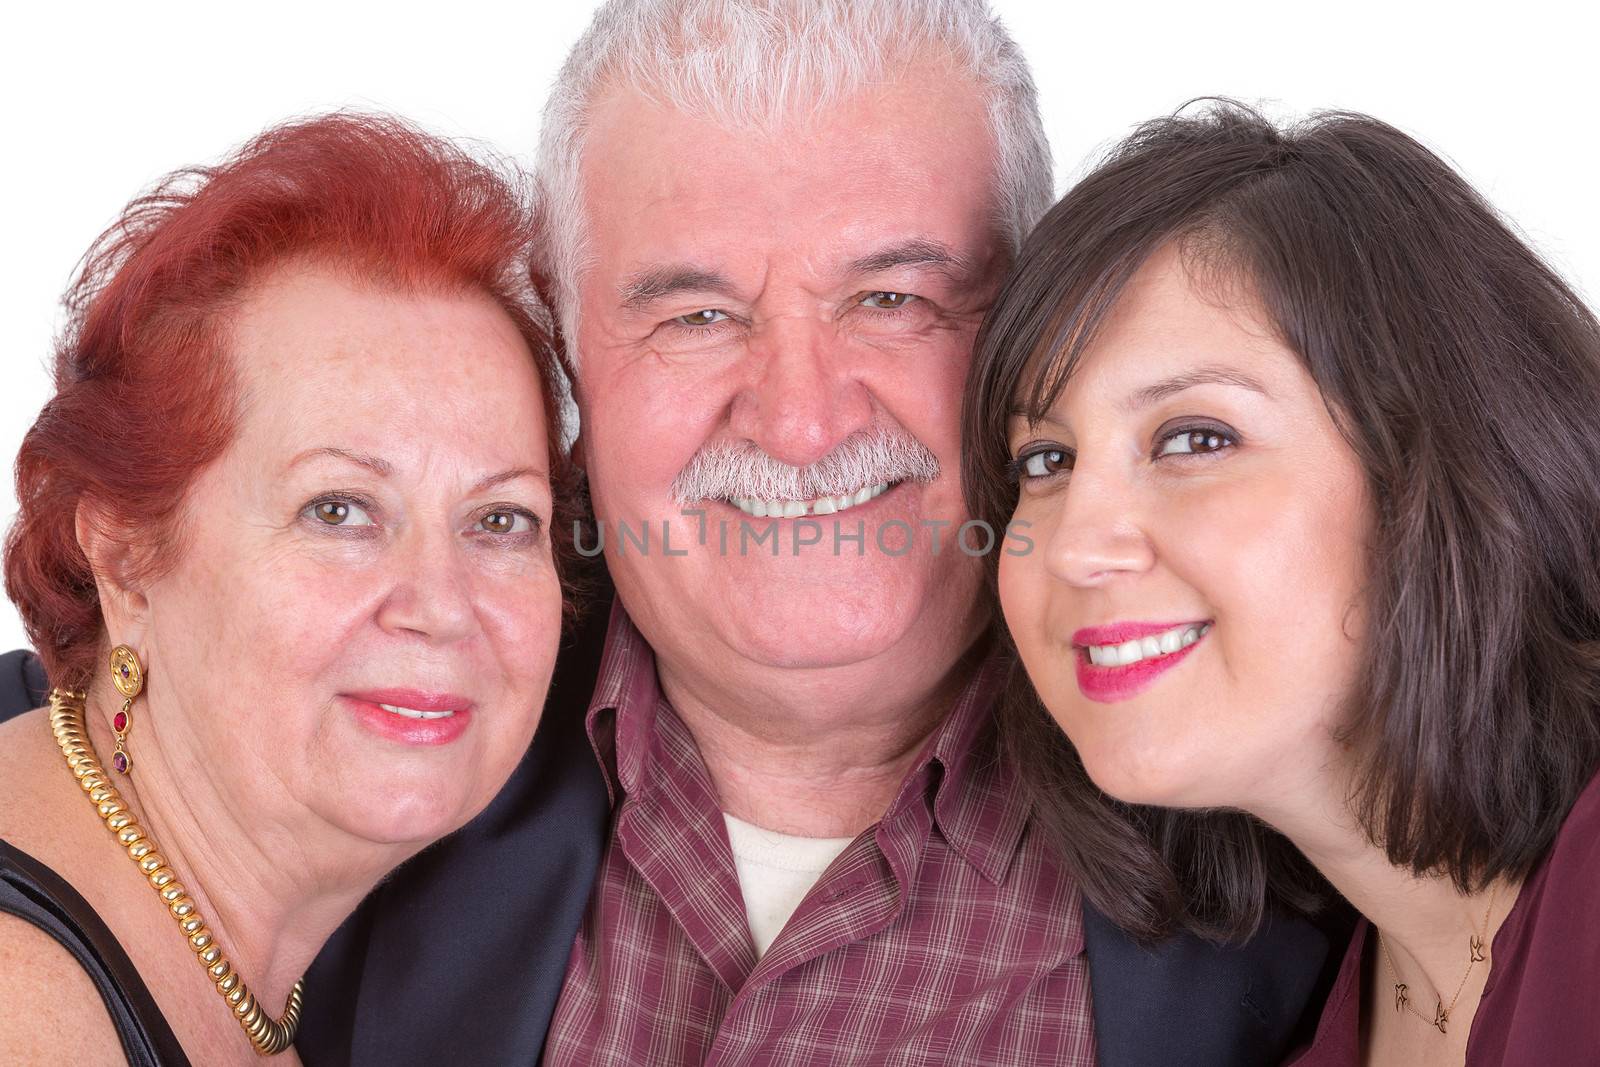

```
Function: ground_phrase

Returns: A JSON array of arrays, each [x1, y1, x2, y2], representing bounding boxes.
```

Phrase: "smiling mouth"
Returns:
[[1080, 622, 1212, 667], [378, 702, 456, 721], [727, 480, 895, 518]]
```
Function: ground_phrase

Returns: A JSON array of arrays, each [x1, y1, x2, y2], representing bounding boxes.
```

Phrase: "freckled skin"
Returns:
[[576, 65, 1005, 686], [999, 245, 1371, 813], [135, 263, 563, 848]]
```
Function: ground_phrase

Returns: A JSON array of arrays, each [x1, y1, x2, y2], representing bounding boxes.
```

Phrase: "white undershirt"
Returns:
[[722, 812, 855, 958]]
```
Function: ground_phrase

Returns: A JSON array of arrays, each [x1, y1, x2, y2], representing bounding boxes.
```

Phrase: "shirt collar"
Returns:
[[882, 642, 1031, 886], [584, 601, 1031, 883], [583, 602, 665, 805]]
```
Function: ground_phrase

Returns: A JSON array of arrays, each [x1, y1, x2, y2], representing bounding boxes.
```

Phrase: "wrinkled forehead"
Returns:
[[575, 71, 1003, 281]]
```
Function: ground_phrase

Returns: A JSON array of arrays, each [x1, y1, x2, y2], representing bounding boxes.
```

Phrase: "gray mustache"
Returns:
[[670, 428, 940, 505]]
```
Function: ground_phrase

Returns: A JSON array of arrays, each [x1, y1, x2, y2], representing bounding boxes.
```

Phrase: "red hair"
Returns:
[[5, 112, 576, 686]]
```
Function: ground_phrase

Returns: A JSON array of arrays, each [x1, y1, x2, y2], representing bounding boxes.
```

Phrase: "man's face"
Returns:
[[576, 66, 1005, 677]]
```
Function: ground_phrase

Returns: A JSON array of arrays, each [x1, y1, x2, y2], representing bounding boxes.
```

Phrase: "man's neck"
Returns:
[[656, 632, 990, 838]]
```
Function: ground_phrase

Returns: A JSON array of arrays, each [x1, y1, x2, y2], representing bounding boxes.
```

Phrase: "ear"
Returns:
[[74, 498, 151, 648]]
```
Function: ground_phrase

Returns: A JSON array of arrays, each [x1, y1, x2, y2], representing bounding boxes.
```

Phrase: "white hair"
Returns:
[[535, 0, 1054, 371]]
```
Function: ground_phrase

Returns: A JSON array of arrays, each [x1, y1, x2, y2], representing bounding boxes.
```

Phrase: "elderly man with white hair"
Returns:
[[270, 0, 1334, 1063]]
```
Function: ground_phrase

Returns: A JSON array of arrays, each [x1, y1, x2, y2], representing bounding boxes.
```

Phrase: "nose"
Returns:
[[728, 316, 873, 467], [1039, 464, 1156, 588], [375, 524, 479, 645]]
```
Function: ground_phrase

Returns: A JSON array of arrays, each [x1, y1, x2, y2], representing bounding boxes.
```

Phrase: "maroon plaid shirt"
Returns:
[[540, 605, 1096, 1066]]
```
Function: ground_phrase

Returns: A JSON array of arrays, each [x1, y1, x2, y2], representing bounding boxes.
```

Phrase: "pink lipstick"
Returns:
[[342, 688, 473, 746], [1070, 620, 1210, 704]]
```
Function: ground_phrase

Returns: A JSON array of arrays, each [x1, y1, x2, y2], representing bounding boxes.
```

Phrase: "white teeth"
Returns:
[[1085, 623, 1210, 668], [378, 702, 454, 720], [729, 482, 890, 518]]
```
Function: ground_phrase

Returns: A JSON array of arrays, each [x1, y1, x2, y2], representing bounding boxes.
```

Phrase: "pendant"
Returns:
[[1393, 983, 1408, 1013], [1433, 1002, 1449, 1034], [1470, 934, 1486, 963]]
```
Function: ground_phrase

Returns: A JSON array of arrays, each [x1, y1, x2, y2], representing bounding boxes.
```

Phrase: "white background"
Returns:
[[1, 0, 1595, 653]]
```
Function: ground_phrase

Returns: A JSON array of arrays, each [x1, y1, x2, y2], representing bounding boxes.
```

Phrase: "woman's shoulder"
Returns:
[[0, 839, 191, 1066], [0, 705, 73, 841], [0, 904, 127, 1060], [1502, 767, 1600, 954], [1524, 767, 1600, 926], [1553, 768, 1600, 868], [1467, 770, 1600, 1061]]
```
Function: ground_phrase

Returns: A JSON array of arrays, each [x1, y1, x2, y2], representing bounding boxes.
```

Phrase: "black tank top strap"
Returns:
[[0, 839, 192, 1066]]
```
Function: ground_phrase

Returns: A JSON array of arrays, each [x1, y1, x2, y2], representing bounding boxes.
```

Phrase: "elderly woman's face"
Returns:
[[998, 245, 1371, 813], [134, 263, 561, 847]]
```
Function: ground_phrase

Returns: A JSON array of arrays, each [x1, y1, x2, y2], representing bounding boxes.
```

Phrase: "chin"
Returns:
[[323, 776, 482, 848], [309, 735, 498, 848], [726, 618, 901, 670], [712, 559, 942, 669], [1054, 707, 1214, 811]]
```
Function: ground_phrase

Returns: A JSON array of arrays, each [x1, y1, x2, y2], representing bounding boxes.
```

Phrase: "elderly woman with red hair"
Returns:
[[0, 114, 580, 1064]]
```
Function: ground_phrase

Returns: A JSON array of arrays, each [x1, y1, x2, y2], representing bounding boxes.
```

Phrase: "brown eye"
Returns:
[[862, 291, 914, 309], [1157, 426, 1236, 457], [478, 510, 534, 535], [308, 499, 373, 526], [672, 309, 727, 327], [1020, 448, 1072, 479]]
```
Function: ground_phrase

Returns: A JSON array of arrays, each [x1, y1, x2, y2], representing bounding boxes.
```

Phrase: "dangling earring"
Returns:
[[108, 644, 144, 775]]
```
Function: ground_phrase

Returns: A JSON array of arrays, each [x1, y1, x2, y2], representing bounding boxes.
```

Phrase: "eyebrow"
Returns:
[[1127, 366, 1270, 409], [619, 265, 739, 311], [618, 239, 979, 313], [470, 466, 548, 494], [844, 238, 976, 280], [287, 449, 546, 495], [287, 447, 393, 476]]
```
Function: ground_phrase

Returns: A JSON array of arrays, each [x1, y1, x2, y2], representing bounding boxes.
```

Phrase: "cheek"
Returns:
[[1170, 465, 1369, 725], [472, 564, 565, 689], [582, 377, 724, 513], [153, 538, 372, 667], [872, 334, 970, 454], [997, 510, 1062, 670], [997, 539, 1039, 637], [139, 538, 382, 776]]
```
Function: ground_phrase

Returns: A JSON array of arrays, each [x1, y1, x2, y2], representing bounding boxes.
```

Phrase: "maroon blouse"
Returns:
[[1286, 771, 1600, 1065]]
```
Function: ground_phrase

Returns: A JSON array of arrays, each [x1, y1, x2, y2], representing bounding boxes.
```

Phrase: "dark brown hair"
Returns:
[[962, 101, 1600, 942], [5, 112, 583, 687]]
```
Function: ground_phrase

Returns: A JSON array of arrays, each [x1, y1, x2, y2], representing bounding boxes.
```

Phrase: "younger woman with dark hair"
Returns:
[[963, 103, 1600, 1066]]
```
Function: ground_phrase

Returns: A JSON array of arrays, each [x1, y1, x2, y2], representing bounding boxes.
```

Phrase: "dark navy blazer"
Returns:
[[0, 604, 1336, 1067]]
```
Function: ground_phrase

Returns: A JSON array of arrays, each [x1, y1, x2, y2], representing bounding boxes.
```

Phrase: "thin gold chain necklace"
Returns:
[[1377, 884, 1498, 1035], [48, 687, 304, 1056]]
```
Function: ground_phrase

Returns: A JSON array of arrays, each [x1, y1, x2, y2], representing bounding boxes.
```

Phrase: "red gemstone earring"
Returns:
[[108, 644, 145, 775]]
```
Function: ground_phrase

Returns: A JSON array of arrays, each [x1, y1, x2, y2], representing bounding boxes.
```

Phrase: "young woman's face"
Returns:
[[999, 244, 1372, 812]]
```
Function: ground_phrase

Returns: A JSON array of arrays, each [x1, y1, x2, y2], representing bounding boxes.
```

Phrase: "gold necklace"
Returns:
[[48, 688, 304, 1056], [1377, 884, 1498, 1035]]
